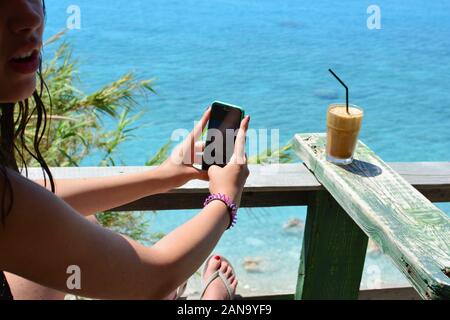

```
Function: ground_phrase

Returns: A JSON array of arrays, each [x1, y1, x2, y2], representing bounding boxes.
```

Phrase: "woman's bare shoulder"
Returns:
[[0, 166, 73, 247], [0, 166, 52, 203]]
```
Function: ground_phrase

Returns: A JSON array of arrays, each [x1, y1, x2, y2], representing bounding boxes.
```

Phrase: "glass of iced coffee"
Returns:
[[326, 103, 363, 165]]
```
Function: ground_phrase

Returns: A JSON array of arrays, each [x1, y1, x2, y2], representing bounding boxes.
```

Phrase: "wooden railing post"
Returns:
[[295, 191, 368, 300]]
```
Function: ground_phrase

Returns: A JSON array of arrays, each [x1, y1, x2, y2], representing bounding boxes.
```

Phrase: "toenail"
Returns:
[[214, 255, 221, 261]]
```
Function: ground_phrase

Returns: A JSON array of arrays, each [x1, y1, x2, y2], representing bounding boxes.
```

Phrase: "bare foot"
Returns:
[[201, 255, 238, 300]]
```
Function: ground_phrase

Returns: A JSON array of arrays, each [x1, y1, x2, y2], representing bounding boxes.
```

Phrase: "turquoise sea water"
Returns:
[[44, 0, 450, 295]]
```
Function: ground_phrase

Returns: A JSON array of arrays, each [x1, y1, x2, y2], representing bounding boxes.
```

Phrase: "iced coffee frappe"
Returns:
[[326, 104, 363, 165]]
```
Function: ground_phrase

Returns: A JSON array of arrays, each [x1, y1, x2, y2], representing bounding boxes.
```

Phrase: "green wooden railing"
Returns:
[[294, 134, 449, 300]]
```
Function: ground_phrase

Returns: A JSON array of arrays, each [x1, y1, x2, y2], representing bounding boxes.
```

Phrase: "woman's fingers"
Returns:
[[188, 166, 209, 181], [195, 141, 206, 153], [232, 115, 250, 164], [192, 141, 206, 165], [182, 107, 211, 155]]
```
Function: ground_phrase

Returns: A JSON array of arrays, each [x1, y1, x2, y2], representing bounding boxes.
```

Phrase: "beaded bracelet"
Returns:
[[203, 193, 238, 229]]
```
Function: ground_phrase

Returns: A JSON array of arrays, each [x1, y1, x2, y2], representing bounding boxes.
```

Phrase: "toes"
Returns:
[[225, 265, 233, 278], [230, 278, 238, 291], [207, 255, 222, 271], [219, 261, 228, 274]]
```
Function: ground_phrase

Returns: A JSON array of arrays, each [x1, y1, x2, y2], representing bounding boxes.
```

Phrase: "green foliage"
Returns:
[[95, 211, 150, 243], [145, 140, 173, 166], [247, 140, 296, 164], [26, 39, 154, 168], [98, 109, 145, 167]]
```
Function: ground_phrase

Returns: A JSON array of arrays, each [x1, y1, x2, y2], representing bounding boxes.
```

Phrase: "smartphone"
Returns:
[[202, 101, 245, 170]]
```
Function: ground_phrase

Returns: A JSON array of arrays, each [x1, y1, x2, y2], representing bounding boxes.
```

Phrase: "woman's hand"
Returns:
[[158, 108, 211, 189], [208, 115, 251, 207]]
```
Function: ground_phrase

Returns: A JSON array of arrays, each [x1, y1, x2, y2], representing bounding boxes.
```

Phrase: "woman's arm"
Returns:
[[0, 167, 230, 300], [32, 109, 211, 216], [31, 167, 183, 216]]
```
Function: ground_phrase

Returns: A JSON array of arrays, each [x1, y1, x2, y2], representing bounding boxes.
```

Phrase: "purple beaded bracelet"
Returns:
[[203, 193, 238, 229]]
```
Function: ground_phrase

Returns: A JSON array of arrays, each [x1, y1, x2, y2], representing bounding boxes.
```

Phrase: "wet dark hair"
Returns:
[[0, 0, 55, 226]]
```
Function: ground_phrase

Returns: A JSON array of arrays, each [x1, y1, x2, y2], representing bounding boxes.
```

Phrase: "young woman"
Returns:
[[0, 0, 250, 300]]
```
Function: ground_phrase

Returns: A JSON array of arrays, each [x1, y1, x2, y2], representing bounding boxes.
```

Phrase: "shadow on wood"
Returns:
[[339, 159, 383, 178]]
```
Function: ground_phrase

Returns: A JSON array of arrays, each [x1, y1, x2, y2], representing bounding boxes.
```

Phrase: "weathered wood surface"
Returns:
[[293, 133, 450, 300], [389, 162, 450, 202], [23, 162, 450, 210], [296, 191, 368, 300]]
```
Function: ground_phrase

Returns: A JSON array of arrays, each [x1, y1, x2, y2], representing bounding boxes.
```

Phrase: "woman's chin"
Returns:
[[0, 78, 37, 103]]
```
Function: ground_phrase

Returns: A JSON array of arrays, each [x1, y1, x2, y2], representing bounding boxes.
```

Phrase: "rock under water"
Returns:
[[243, 257, 264, 273]]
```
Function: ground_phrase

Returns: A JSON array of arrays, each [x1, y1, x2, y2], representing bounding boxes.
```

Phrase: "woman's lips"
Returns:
[[8, 50, 40, 75]]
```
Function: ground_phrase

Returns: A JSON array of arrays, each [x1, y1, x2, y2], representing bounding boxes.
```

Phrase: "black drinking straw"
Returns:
[[328, 69, 349, 114]]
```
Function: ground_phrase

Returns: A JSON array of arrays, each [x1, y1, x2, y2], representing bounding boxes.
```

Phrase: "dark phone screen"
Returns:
[[202, 103, 243, 170]]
